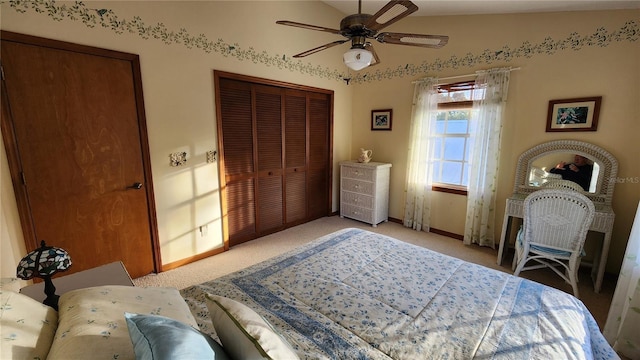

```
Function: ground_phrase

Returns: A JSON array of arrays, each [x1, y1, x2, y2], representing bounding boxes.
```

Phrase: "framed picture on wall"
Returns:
[[546, 96, 601, 132], [371, 109, 392, 131]]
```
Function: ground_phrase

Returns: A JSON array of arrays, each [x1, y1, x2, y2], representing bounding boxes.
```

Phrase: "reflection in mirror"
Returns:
[[513, 139, 618, 207], [528, 153, 600, 193]]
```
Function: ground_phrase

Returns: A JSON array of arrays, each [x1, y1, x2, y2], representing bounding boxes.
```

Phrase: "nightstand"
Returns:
[[19, 261, 134, 302]]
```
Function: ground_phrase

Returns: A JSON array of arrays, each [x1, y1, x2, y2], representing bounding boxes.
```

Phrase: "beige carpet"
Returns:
[[133, 215, 616, 329]]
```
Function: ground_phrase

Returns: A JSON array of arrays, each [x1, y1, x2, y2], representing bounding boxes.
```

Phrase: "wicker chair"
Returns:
[[541, 179, 584, 192], [513, 189, 595, 298]]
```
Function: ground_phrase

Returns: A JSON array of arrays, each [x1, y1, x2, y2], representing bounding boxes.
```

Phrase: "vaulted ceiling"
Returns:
[[322, 0, 640, 17]]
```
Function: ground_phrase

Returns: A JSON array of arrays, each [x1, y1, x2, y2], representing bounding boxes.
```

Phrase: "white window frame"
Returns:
[[431, 81, 482, 193]]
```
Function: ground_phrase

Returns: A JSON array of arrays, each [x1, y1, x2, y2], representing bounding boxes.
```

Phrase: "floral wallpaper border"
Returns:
[[4, 0, 639, 84]]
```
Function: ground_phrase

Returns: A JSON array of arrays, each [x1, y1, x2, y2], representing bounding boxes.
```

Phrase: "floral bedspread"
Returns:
[[181, 228, 617, 359]]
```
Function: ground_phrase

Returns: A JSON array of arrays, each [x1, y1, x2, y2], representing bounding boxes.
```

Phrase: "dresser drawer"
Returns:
[[342, 178, 374, 196], [341, 166, 375, 182], [341, 204, 373, 223], [341, 191, 374, 209]]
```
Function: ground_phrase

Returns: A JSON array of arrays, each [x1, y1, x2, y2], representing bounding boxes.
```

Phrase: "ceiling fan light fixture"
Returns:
[[343, 48, 373, 71]]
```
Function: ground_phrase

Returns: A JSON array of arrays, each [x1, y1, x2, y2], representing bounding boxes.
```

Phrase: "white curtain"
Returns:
[[603, 200, 640, 359], [403, 78, 439, 231], [463, 68, 511, 247]]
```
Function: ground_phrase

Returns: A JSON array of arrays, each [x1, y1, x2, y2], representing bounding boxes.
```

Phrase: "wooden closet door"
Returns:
[[284, 90, 307, 225], [308, 94, 331, 219], [215, 71, 332, 248], [218, 78, 256, 244], [254, 85, 284, 233]]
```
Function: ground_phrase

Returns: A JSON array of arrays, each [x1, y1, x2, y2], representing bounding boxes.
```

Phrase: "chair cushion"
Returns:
[[516, 226, 585, 257]]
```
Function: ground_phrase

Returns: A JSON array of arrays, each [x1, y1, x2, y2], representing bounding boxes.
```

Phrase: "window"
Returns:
[[431, 81, 485, 191]]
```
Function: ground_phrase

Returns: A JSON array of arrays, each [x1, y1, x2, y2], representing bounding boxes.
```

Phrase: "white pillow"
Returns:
[[47, 285, 198, 360], [0, 289, 58, 360], [205, 294, 299, 360]]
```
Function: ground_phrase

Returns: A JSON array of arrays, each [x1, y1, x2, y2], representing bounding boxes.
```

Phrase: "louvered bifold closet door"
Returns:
[[255, 85, 284, 233], [284, 90, 307, 225], [216, 71, 333, 247], [218, 78, 257, 243], [308, 93, 331, 219]]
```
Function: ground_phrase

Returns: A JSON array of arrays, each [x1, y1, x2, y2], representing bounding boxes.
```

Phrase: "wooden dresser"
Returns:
[[339, 161, 392, 227]]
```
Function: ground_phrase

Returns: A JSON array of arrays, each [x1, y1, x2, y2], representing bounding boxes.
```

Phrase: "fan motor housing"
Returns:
[[340, 14, 377, 38]]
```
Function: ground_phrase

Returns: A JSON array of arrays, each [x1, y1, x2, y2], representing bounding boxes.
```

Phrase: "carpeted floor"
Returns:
[[133, 215, 616, 329]]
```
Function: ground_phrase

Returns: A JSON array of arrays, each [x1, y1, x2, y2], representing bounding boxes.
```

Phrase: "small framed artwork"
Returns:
[[371, 109, 392, 131], [546, 96, 601, 132]]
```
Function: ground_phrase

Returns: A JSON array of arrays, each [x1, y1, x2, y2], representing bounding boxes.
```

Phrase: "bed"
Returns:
[[181, 227, 617, 359]]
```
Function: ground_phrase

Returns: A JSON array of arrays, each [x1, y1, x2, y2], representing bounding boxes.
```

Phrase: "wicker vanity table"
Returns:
[[497, 140, 618, 293]]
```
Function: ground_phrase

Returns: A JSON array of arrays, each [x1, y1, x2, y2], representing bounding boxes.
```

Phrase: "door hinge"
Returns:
[[20, 172, 27, 185], [0, 64, 4, 81]]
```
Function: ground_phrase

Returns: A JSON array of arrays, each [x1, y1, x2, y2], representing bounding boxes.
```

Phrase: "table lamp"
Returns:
[[16, 240, 72, 310]]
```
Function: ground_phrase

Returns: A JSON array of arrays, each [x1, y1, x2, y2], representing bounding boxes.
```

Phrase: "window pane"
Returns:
[[432, 162, 441, 182], [441, 162, 462, 184], [436, 118, 446, 134], [434, 137, 442, 158], [468, 116, 478, 134], [446, 119, 468, 134], [462, 163, 470, 186], [444, 138, 465, 160]]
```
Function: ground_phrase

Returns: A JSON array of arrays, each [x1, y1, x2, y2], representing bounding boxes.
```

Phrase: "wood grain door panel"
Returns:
[[226, 178, 256, 242], [0, 32, 158, 278], [284, 90, 308, 224], [257, 175, 283, 232], [308, 95, 330, 219]]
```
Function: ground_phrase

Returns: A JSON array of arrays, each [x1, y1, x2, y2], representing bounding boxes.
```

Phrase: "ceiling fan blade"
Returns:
[[292, 40, 349, 58], [376, 32, 449, 48], [276, 20, 341, 35], [364, 0, 418, 32], [364, 43, 381, 66]]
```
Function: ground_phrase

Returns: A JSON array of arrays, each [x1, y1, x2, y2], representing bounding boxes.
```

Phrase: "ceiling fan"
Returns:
[[276, 0, 449, 71]]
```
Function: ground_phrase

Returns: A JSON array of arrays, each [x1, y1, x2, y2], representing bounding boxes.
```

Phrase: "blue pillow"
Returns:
[[124, 312, 229, 360]]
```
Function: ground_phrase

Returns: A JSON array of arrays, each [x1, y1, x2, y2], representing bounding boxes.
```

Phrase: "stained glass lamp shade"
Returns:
[[16, 240, 72, 310]]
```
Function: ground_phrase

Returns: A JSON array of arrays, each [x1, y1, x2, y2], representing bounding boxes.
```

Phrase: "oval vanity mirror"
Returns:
[[512, 140, 618, 206]]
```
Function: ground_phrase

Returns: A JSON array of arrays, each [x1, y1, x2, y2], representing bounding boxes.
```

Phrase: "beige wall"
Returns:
[[0, 1, 352, 273], [1, 2, 637, 277], [350, 10, 639, 273]]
